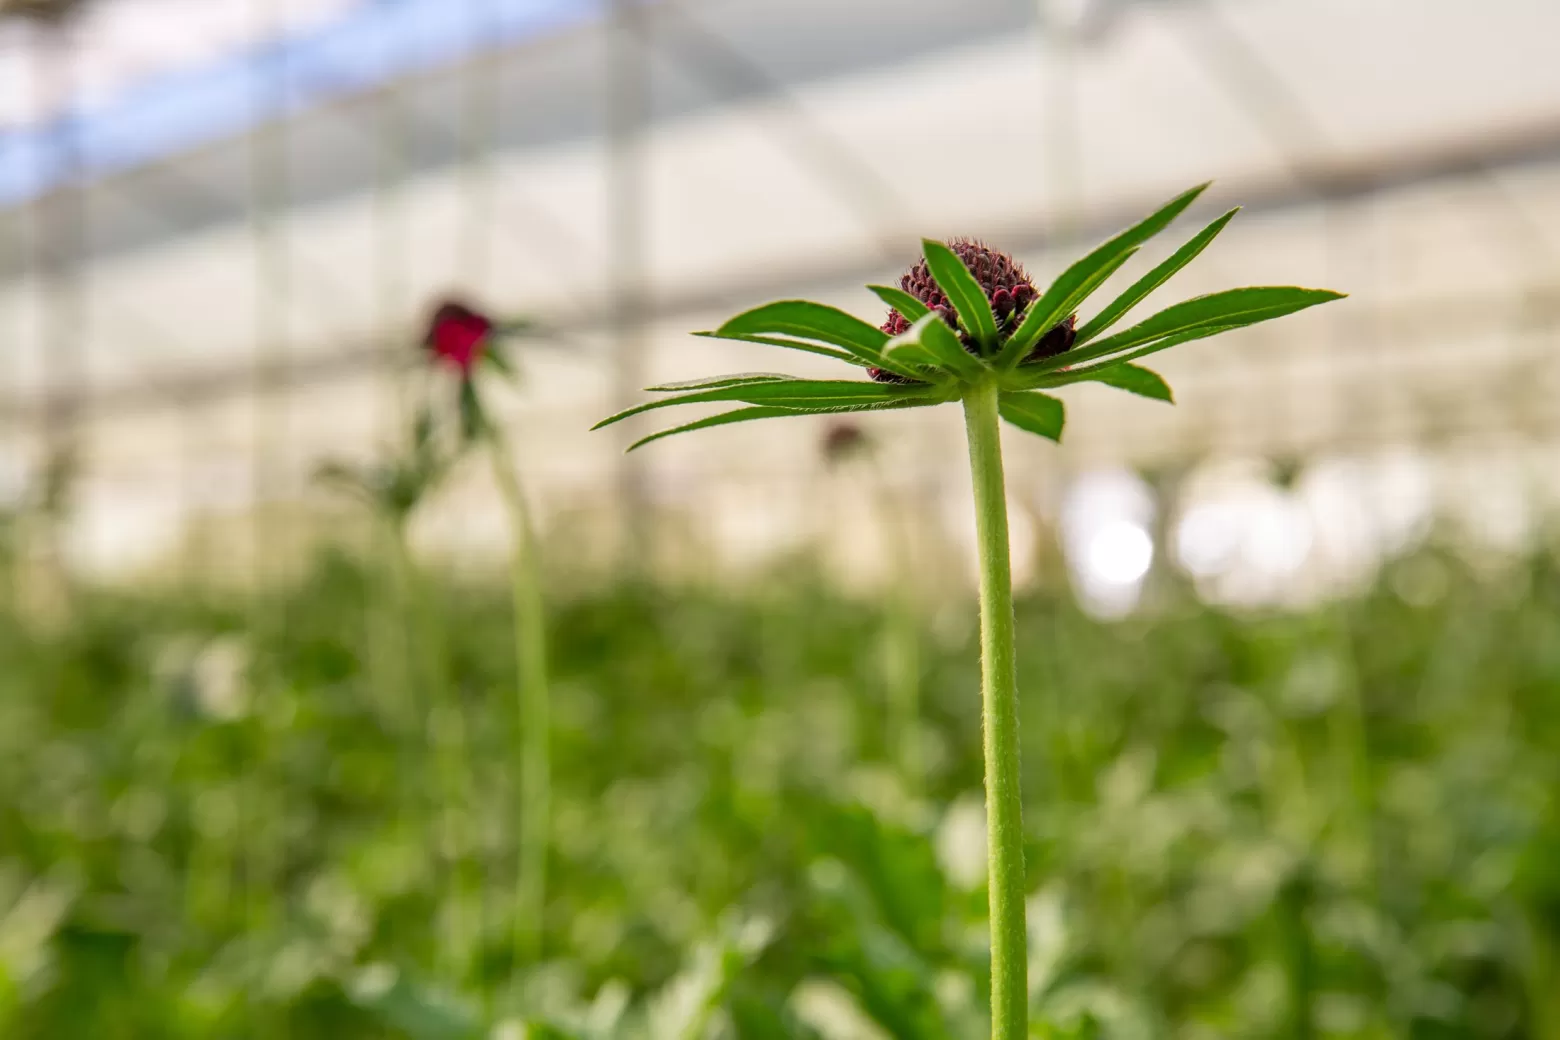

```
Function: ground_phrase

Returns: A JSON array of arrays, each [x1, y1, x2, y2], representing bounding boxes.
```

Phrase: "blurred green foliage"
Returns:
[[0, 543, 1556, 1037]]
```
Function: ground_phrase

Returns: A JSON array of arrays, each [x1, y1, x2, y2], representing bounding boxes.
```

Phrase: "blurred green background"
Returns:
[[2, 525, 1558, 1037]]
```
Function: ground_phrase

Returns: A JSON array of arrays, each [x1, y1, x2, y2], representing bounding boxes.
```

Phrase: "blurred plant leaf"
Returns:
[[483, 343, 520, 382], [458, 377, 487, 443], [348, 971, 483, 1039]]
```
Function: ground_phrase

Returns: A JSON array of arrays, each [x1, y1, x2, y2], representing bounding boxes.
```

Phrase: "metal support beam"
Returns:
[[1, 119, 1558, 425]]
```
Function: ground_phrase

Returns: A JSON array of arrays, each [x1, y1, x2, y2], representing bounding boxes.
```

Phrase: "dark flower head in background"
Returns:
[[872, 239, 1074, 382], [821, 421, 872, 466], [424, 300, 494, 377]]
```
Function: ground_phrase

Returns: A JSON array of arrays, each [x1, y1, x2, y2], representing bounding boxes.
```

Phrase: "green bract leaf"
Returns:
[[1037, 286, 1345, 373], [998, 182, 1209, 367], [592, 378, 940, 430], [645, 373, 792, 393], [867, 284, 930, 324], [921, 240, 1000, 351], [713, 300, 891, 365], [692, 330, 861, 366], [887, 312, 985, 381], [1075, 208, 1239, 344], [1076, 362, 1174, 402], [881, 338, 941, 370], [998, 247, 1141, 369], [628, 398, 940, 451], [998, 391, 1065, 441]]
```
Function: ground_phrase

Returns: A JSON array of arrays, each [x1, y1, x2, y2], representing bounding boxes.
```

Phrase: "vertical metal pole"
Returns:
[[250, 0, 290, 581], [461, 0, 498, 298], [1035, 0, 1082, 588], [607, 0, 649, 562], [1038, 0, 1083, 243], [244, 5, 289, 1033], [29, 15, 83, 597]]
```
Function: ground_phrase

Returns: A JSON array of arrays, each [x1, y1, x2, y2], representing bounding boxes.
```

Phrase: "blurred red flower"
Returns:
[[424, 301, 494, 376]]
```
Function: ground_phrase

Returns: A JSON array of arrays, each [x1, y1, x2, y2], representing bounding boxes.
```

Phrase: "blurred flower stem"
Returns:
[[872, 470, 922, 792], [485, 429, 550, 965], [961, 380, 1027, 1039], [383, 510, 476, 980]]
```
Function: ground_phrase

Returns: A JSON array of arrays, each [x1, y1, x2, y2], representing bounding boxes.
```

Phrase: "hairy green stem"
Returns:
[[961, 380, 1028, 1038], [487, 432, 551, 965]]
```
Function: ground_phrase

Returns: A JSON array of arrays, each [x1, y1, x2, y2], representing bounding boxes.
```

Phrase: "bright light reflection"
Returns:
[[1062, 470, 1156, 618], [1085, 520, 1153, 586]]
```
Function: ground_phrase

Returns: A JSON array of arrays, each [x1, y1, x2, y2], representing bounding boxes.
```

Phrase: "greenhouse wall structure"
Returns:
[[1, 0, 1558, 598]]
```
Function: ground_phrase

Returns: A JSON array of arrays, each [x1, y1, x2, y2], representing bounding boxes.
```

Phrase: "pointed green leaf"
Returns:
[[921, 240, 1000, 351], [998, 182, 1209, 366], [714, 300, 891, 364], [646, 373, 792, 392], [1011, 324, 1240, 390], [593, 378, 938, 430], [692, 330, 861, 366], [1070, 323, 1241, 372], [998, 391, 1066, 441], [997, 246, 1140, 369], [1076, 208, 1239, 344], [1034, 286, 1345, 373], [628, 397, 941, 451], [881, 337, 940, 370], [694, 326, 924, 382], [886, 311, 985, 380], [1078, 362, 1174, 402], [629, 406, 798, 450], [867, 284, 930, 324]]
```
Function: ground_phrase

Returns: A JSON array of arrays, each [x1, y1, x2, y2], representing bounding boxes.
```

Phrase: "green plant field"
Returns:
[[1, 543, 1557, 1038]]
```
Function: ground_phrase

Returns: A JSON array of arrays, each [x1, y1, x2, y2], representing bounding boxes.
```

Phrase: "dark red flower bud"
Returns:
[[872, 239, 1076, 382], [1032, 314, 1077, 358], [821, 421, 871, 465], [423, 300, 494, 376]]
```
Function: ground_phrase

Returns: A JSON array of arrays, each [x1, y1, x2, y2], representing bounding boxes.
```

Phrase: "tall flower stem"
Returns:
[[961, 379, 1028, 1040], [486, 429, 551, 966], [385, 516, 473, 981], [870, 465, 922, 791]]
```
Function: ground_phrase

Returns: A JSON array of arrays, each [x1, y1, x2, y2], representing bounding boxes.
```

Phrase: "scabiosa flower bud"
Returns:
[[423, 300, 494, 376], [872, 239, 1073, 381]]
